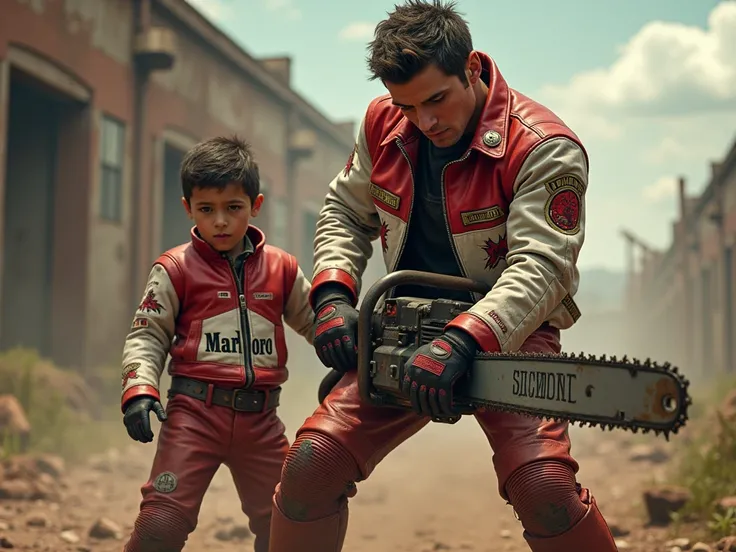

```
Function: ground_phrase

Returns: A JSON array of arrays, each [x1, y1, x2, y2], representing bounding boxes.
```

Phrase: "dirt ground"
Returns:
[[0, 364, 694, 552]]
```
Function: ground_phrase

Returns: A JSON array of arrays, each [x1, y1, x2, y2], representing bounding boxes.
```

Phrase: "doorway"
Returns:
[[0, 76, 59, 356], [161, 143, 191, 252]]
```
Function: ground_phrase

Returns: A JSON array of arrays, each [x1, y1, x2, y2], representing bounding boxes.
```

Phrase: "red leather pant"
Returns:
[[123, 393, 288, 552]]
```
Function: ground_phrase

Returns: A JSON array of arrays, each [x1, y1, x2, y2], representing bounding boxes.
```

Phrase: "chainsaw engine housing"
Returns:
[[369, 296, 473, 404]]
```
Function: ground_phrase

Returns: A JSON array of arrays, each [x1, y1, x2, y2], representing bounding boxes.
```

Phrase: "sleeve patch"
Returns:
[[138, 289, 165, 314], [122, 362, 141, 387], [132, 317, 149, 328], [343, 143, 356, 177], [561, 294, 582, 322], [544, 175, 583, 235]]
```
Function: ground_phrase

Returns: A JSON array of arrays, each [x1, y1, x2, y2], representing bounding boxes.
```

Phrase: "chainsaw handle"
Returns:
[[357, 270, 492, 404]]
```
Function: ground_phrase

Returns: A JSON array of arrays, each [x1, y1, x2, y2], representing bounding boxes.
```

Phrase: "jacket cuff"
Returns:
[[121, 385, 160, 413], [445, 313, 501, 353], [310, 269, 358, 307]]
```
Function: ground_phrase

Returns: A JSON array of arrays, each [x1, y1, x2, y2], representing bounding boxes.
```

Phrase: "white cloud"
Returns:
[[538, 1, 736, 141], [185, 0, 230, 22], [265, 0, 301, 20], [643, 136, 690, 165], [338, 22, 375, 42], [642, 176, 679, 203]]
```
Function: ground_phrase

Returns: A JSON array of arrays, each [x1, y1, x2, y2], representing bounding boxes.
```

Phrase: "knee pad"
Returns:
[[277, 430, 360, 521], [505, 460, 588, 538], [126, 506, 192, 552]]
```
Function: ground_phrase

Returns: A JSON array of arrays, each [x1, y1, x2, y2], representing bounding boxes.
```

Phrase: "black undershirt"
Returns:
[[393, 132, 474, 304]]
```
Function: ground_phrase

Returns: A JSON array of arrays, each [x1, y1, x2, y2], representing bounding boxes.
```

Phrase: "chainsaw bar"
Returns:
[[455, 351, 691, 440]]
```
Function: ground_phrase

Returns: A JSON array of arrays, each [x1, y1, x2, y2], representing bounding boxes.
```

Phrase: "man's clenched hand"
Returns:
[[312, 284, 359, 373], [402, 328, 478, 418], [123, 396, 167, 443]]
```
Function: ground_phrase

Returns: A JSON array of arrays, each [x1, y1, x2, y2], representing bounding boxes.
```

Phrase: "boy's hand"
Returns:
[[123, 396, 167, 443]]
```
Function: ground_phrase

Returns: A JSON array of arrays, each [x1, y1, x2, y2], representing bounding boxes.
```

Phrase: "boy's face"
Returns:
[[182, 182, 263, 256]]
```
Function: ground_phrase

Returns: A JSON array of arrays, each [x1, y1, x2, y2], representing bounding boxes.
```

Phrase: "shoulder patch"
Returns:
[[138, 289, 164, 314], [543, 175, 584, 235], [343, 144, 356, 177]]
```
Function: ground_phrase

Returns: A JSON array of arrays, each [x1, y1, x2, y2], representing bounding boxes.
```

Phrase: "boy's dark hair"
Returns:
[[367, 0, 473, 85], [180, 135, 260, 202]]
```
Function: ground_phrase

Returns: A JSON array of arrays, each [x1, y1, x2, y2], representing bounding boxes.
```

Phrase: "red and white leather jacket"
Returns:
[[120, 225, 314, 411], [311, 52, 589, 354]]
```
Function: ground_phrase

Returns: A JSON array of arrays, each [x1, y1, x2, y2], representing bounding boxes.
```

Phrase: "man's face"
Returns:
[[385, 57, 481, 148], [182, 182, 263, 256]]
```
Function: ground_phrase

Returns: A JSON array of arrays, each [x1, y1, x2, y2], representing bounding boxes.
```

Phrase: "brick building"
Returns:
[[0, 0, 361, 370], [622, 134, 736, 383]]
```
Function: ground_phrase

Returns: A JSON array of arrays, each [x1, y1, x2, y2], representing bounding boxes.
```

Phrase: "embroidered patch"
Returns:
[[253, 292, 273, 300], [481, 234, 508, 270], [138, 289, 164, 314], [217, 291, 231, 299], [544, 175, 584, 235], [489, 311, 508, 334], [152, 472, 178, 493], [561, 294, 581, 322], [122, 362, 141, 387], [413, 354, 446, 376], [132, 318, 148, 328], [461, 205, 504, 227], [379, 221, 390, 253], [369, 183, 401, 210], [343, 144, 356, 177]]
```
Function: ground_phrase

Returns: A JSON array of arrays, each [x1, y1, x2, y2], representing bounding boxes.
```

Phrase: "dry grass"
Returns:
[[667, 374, 736, 540], [0, 347, 128, 462]]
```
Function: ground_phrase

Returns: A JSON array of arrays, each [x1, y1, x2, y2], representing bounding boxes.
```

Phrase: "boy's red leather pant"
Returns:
[[123, 393, 288, 552]]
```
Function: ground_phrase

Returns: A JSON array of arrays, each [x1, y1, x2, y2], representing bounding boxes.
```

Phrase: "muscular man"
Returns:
[[269, 1, 618, 550]]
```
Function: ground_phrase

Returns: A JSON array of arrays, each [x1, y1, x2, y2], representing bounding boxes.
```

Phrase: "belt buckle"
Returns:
[[231, 389, 262, 412]]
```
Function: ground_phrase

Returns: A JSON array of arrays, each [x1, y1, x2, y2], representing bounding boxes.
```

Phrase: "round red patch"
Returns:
[[547, 189, 580, 234]]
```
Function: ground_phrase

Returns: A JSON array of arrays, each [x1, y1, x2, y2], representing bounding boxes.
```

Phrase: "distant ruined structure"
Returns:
[[622, 137, 736, 382]]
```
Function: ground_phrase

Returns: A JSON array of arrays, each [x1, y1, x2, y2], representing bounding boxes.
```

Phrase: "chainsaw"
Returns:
[[317, 270, 691, 440]]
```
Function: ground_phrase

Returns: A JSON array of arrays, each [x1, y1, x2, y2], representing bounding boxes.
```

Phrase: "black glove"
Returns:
[[402, 328, 478, 418], [312, 283, 359, 373], [123, 396, 167, 443]]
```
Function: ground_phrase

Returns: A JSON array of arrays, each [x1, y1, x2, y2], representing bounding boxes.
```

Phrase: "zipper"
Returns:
[[440, 148, 473, 277], [440, 148, 475, 303], [393, 138, 416, 275], [226, 256, 254, 388]]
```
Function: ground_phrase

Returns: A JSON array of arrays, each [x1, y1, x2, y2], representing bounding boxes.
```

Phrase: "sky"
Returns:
[[186, 0, 736, 272]]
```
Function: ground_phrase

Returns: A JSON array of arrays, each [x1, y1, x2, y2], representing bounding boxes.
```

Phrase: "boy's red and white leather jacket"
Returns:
[[311, 51, 589, 355], [119, 225, 314, 412]]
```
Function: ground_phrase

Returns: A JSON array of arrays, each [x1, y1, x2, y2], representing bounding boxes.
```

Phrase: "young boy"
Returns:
[[119, 136, 314, 552]]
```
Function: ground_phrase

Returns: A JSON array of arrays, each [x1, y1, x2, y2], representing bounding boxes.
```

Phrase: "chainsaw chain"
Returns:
[[468, 350, 692, 441]]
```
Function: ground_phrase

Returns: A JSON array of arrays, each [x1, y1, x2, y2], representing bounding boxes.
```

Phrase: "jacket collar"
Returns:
[[380, 51, 510, 159], [190, 224, 265, 264]]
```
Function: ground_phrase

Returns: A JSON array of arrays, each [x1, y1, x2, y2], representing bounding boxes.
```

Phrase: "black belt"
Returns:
[[168, 377, 280, 412]]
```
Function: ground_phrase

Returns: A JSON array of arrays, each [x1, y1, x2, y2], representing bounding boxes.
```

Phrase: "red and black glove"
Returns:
[[402, 328, 478, 418], [312, 284, 359, 373]]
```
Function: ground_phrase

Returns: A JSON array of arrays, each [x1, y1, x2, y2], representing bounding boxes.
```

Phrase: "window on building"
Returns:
[[99, 115, 125, 222], [302, 209, 319, 278]]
